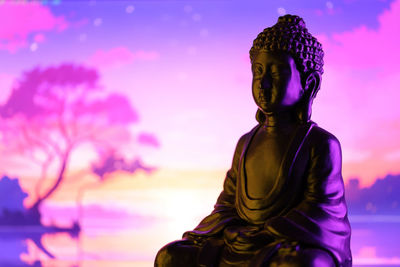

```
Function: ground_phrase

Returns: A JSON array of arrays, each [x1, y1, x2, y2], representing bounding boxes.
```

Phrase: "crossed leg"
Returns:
[[268, 246, 336, 267], [155, 239, 336, 267]]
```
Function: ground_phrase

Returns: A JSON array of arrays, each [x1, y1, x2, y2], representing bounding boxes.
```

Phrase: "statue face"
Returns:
[[252, 51, 304, 114]]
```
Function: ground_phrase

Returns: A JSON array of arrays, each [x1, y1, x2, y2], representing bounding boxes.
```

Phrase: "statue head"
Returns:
[[249, 15, 324, 123]]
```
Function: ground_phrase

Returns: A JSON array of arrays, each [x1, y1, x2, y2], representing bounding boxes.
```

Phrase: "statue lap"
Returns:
[[155, 239, 336, 267], [155, 239, 200, 267]]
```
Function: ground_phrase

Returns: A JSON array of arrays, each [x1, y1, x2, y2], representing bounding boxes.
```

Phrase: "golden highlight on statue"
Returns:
[[155, 15, 352, 267]]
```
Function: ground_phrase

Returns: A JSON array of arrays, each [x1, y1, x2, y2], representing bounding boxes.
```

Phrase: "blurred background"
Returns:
[[0, 0, 399, 266]]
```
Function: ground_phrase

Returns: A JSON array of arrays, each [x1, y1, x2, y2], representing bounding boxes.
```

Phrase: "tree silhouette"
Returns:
[[0, 175, 28, 214], [0, 63, 156, 224], [76, 147, 157, 224], [345, 174, 400, 215]]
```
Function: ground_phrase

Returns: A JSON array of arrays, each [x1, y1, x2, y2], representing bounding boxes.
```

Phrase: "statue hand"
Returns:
[[182, 232, 207, 246], [236, 229, 275, 245], [225, 226, 275, 251]]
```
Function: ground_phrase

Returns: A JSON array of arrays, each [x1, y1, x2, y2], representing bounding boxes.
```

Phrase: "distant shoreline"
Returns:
[[349, 215, 400, 223]]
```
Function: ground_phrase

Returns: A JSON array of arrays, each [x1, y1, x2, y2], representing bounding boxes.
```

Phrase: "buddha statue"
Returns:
[[155, 14, 352, 267]]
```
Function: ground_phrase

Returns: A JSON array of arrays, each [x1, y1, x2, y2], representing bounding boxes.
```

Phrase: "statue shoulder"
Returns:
[[308, 125, 342, 156], [235, 125, 260, 151]]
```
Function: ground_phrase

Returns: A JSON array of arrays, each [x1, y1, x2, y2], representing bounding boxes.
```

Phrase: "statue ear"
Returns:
[[297, 72, 321, 123], [256, 109, 266, 124], [304, 71, 321, 99]]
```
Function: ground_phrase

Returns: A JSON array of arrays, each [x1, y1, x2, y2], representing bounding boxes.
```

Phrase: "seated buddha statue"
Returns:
[[155, 14, 352, 267]]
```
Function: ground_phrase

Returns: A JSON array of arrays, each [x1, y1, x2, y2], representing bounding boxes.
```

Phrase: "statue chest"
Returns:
[[244, 128, 292, 199]]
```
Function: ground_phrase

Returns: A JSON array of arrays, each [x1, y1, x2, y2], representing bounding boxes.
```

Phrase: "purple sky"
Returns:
[[1, 1, 400, 264], [0, 0, 399, 186]]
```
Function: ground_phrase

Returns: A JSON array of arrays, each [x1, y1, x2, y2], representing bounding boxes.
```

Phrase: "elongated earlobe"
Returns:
[[297, 72, 321, 123], [296, 91, 313, 123], [256, 109, 266, 124]]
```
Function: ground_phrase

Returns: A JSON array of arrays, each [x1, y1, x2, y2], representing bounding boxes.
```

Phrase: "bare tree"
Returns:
[[0, 63, 156, 223]]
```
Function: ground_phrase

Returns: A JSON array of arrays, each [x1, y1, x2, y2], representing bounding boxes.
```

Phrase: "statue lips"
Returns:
[[258, 87, 272, 107]]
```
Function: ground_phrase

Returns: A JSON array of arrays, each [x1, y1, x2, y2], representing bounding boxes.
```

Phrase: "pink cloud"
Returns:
[[138, 132, 160, 148], [0, 2, 68, 52], [34, 33, 46, 43], [324, 0, 400, 71], [313, 0, 400, 186], [0, 73, 15, 104], [87, 47, 160, 68]]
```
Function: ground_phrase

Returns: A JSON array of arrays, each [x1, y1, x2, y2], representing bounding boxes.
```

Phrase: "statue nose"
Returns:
[[261, 73, 272, 90]]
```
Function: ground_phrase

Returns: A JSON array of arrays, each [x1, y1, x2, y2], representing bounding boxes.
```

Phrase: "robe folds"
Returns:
[[183, 121, 352, 266]]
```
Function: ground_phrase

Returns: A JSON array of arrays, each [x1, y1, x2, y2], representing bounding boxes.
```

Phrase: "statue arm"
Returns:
[[183, 135, 247, 240], [264, 130, 352, 266]]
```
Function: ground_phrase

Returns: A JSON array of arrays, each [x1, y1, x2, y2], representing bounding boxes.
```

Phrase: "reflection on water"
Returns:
[[351, 219, 400, 266], [1, 216, 400, 266]]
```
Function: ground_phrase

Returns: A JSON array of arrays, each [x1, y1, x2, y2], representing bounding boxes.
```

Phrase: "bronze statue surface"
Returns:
[[155, 15, 352, 267]]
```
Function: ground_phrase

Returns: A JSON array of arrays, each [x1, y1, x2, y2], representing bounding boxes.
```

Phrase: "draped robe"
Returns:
[[183, 121, 352, 266]]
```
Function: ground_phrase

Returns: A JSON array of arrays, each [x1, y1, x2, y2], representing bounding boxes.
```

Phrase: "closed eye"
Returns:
[[270, 72, 281, 78], [271, 65, 291, 76], [252, 64, 263, 77]]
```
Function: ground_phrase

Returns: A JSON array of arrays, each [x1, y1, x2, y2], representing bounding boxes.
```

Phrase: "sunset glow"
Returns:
[[1, 0, 400, 266]]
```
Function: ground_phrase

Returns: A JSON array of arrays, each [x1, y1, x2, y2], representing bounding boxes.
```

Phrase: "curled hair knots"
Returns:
[[249, 14, 324, 76]]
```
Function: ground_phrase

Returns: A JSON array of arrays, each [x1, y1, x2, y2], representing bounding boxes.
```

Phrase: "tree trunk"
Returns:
[[30, 148, 71, 210]]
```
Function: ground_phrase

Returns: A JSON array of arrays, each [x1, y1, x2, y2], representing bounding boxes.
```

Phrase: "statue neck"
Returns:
[[262, 110, 298, 132]]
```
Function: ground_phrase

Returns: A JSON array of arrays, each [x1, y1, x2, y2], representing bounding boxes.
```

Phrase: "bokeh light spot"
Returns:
[[79, 33, 87, 42], [192, 13, 202, 22], [326, 1, 334, 9], [126, 5, 135, 14], [93, 18, 102, 27], [277, 7, 286, 16], [30, 43, 38, 52]]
